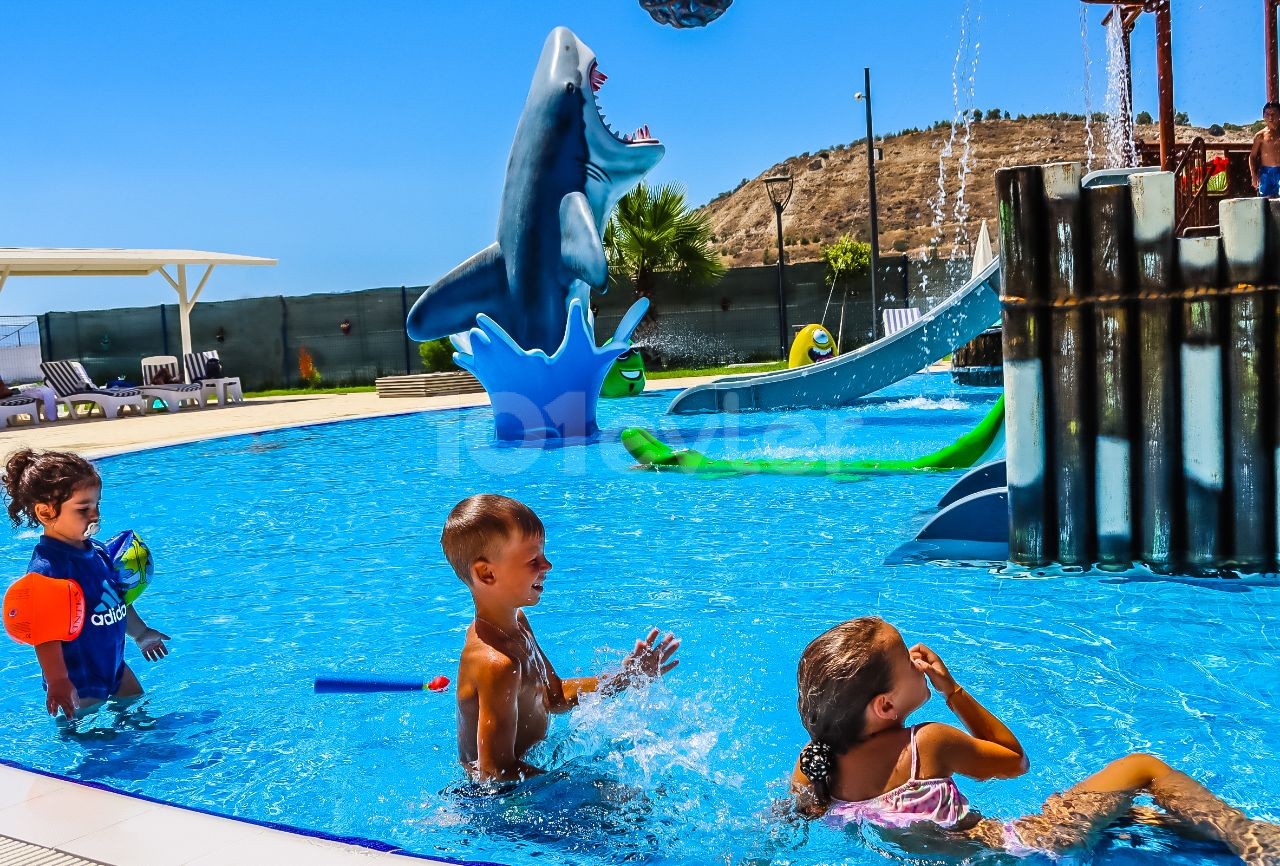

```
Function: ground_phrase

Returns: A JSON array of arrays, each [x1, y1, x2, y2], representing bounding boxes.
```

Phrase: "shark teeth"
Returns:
[[589, 60, 659, 145]]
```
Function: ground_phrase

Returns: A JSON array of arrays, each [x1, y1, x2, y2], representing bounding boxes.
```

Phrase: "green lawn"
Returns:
[[647, 361, 786, 380], [244, 385, 376, 398], [241, 363, 785, 397]]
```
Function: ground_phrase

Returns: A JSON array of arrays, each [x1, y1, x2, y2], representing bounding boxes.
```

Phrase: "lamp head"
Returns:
[[763, 173, 794, 210]]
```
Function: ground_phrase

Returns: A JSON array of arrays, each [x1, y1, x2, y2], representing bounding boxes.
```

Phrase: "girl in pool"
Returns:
[[3, 449, 170, 719], [790, 617, 1279, 864]]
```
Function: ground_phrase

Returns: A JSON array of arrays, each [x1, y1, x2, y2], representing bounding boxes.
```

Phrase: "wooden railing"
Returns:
[[1136, 139, 1256, 235], [1171, 136, 1208, 235]]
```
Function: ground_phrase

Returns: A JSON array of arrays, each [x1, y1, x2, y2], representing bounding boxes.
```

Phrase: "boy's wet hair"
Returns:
[[2, 449, 100, 527], [796, 616, 896, 808], [1265, 101, 1280, 115], [441, 494, 545, 583]]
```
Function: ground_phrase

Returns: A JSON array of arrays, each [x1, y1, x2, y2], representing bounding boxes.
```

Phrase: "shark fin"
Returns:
[[559, 192, 606, 287], [406, 242, 509, 341]]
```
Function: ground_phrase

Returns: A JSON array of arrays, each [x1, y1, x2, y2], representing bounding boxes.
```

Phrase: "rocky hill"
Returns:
[[698, 118, 1254, 268]]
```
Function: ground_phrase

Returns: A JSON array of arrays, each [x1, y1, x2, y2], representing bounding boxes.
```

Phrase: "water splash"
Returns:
[[1080, 4, 1097, 173], [1103, 6, 1137, 168], [924, 0, 982, 293]]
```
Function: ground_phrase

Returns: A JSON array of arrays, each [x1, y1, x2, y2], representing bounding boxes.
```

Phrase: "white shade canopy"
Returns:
[[0, 247, 277, 355]]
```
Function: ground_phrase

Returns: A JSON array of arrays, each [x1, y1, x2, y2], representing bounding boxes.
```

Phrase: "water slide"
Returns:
[[666, 257, 1002, 414]]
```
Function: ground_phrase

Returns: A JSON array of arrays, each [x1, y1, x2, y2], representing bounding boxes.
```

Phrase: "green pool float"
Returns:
[[621, 396, 1005, 476]]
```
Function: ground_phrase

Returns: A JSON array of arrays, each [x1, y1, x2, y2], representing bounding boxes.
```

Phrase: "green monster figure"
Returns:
[[601, 348, 646, 397]]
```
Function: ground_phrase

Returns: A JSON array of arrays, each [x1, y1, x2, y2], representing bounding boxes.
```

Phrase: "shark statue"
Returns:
[[406, 26, 665, 355]]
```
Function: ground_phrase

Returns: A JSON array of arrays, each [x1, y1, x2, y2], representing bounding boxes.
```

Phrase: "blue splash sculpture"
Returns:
[[639, 0, 733, 28], [452, 298, 648, 442], [406, 27, 662, 442]]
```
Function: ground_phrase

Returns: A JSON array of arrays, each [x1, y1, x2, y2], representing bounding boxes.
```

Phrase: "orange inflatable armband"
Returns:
[[3, 573, 85, 645]]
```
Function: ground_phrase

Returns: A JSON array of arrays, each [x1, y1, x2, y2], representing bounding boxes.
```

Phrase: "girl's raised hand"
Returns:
[[134, 628, 171, 662], [909, 643, 959, 696]]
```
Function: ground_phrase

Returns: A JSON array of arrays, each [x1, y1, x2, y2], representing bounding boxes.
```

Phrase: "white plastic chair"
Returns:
[[140, 355, 207, 411], [39, 360, 148, 419], [0, 394, 40, 427], [182, 350, 243, 406]]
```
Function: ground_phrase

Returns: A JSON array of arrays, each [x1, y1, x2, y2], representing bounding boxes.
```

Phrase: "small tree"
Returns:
[[1136, 110, 1153, 124], [985, 108, 1002, 121], [1174, 110, 1190, 125], [821, 235, 872, 352], [972, 108, 983, 122]]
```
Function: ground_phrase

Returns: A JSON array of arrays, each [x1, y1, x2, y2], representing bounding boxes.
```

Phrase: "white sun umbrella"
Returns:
[[971, 219, 995, 279]]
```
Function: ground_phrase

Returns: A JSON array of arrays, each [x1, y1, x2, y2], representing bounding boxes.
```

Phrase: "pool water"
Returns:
[[1, 374, 1276, 865]]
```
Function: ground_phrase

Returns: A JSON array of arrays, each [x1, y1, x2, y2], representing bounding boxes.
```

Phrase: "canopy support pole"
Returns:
[[158, 263, 217, 356]]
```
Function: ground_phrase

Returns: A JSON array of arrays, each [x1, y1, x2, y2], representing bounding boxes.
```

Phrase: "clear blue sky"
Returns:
[[0, 0, 1265, 314]]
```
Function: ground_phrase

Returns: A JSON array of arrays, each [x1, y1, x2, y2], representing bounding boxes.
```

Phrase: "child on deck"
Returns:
[[790, 617, 1279, 864], [1251, 101, 1280, 197], [441, 494, 680, 783], [3, 450, 169, 719]]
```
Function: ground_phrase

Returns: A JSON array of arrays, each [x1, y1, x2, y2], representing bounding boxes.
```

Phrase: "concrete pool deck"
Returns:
[[0, 377, 724, 460], [0, 377, 726, 865]]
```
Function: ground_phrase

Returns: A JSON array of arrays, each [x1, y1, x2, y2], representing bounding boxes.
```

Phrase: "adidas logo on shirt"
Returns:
[[92, 578, 127, 627]]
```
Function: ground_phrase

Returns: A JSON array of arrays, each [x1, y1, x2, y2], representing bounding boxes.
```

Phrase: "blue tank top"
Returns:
[[28, 536, 128, 700]]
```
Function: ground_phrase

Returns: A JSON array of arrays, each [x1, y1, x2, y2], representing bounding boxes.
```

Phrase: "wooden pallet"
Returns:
[[374, 372, 485, 398]]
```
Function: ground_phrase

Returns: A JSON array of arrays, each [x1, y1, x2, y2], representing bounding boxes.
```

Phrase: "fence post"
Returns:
[[280, 296, 290, 386], [401, 285, 411, 374], [40, 313, 52, 362]]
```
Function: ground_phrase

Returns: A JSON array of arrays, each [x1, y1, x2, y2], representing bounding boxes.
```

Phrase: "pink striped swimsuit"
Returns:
[[824, 725, 972, 830]]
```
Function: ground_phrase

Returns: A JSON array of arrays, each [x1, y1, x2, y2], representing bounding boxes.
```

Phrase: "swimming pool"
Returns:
[[1, 374, 1275, 865]]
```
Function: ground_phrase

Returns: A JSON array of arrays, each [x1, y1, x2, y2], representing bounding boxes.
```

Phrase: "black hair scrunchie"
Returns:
[[799, 740, 834, 785]]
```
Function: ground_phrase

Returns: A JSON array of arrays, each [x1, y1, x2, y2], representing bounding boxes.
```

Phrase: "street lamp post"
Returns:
[[763, 172, 794, 361], [854, 67, 882, 340]]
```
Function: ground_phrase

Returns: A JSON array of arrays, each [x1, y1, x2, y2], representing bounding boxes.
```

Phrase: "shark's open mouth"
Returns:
[[589, 60, 659, 145]]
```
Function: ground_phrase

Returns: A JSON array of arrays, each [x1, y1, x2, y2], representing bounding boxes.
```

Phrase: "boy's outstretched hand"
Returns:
[[615, 628, 680, 688]]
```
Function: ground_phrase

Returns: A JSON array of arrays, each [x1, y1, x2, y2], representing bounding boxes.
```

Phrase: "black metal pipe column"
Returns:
[[1220, 198, 1272, 572], [1269, 200, 1280, 561], [1043, 162, 1094, 566], [1178, 235, 1225, 573], [1130, 171, 1181, 570], [996, 166, 1053, 566], [1086, 183, 1137, 570]]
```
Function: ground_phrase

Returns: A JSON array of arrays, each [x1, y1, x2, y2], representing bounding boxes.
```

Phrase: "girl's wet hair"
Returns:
[[796, 616, 896, 808], [2, 449, 100, 527]]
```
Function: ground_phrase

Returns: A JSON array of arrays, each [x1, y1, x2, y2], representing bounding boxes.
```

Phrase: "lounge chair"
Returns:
[[882, 307, 923, 338], [0, 394, 40, 427], [140, 355, 207, 412], [182, 350, 243, 406], [40, 360, 148, 419]]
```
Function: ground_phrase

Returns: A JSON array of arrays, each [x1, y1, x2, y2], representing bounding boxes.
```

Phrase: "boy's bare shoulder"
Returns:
[[460, 630, 522, 684]]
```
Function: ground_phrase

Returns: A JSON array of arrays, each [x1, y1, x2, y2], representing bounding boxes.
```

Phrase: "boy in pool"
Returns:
[[441, 494, 680, 782], [1251, 101, 1280, 197]]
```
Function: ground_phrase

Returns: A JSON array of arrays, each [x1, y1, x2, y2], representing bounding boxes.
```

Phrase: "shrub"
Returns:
[[892, 239, 910, 252], [1174, 110, 1190, 125], [1003, 110, 1011, 120], [298, 346, 322, 387], [972, 108, 982, 122], [419, 337, 457, 372], [1136, 110, 1153, 124], [985, 108, 1001, 120], [763, 248, 775, 265]]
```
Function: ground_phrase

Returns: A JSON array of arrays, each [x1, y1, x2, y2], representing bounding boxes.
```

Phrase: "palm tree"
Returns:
[[604, 182, 726, 313]]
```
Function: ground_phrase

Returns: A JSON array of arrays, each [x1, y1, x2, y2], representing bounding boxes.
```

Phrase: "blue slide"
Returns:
[[666, 258, 1001, 414]]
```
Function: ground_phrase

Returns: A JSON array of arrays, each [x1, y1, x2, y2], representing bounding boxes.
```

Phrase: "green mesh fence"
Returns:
[[39, 257, 965, 388]]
